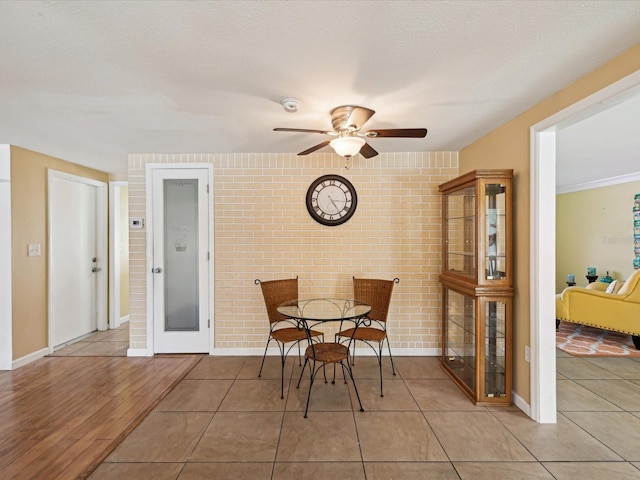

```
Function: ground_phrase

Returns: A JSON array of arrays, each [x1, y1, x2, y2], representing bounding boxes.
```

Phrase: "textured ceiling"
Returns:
[[1, 0, 639, 184]]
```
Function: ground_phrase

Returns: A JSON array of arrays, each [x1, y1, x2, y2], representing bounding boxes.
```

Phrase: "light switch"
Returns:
[[28, 244, 41, 257]]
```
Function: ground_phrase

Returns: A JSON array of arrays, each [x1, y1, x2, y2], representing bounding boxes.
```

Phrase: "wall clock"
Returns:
[[306, 174, 357, 226]]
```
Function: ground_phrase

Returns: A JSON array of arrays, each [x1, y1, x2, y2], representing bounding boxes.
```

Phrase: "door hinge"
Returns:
[[207, 184, 210, 194], [208, 319, 210, 328], [207, 252, 210, 260]]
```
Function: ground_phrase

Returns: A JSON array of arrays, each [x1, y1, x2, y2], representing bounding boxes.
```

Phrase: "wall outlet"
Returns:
[[525, 345, 530, 363]]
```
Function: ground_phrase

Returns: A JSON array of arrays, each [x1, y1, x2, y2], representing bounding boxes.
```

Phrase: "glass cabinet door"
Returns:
[[443, 288, 476, 392], [484, 183, 507, 281], [444, 186, 476, 279], [483, 298, 508, 399]]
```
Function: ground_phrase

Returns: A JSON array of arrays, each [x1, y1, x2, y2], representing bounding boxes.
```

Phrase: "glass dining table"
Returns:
[[277, 298, 371, 417]]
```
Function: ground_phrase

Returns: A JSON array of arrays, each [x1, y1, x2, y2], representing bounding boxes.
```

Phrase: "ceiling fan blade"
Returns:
[[298, 140, 331, 156], [274, 127, 332, 135], [359, 142, 378, 159], [365, 128, 428, 138], [330, 105, 375, 131]]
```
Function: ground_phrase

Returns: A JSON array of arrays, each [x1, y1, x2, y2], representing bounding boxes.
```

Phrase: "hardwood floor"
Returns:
[[0, 354, 200, 480]]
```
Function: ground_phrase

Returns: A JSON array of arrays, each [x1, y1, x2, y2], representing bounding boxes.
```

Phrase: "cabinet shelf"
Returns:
[[439, 169, 513, 406]]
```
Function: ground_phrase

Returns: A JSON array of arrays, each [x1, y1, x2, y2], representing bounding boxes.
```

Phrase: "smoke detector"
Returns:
[[281, 98, 300, 113]]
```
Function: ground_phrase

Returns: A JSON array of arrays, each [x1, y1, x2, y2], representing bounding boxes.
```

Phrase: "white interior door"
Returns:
[[152, 168, 210, 353], [49, 171, 107, 348]]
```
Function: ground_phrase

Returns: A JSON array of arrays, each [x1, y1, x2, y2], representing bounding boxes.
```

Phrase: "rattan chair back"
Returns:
[[353, 278, 394, 324], [259, 278, 298, 325]]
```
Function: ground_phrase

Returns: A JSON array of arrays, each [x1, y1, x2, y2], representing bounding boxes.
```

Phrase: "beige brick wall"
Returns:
[[128, 152, 458, 354]]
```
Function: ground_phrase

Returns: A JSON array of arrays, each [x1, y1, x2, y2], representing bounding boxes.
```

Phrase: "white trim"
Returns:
[[530, 68, 640, 423], [126, 348, 152, 357], [47, 170, 108, 352], [12, 347, 49, 369], [557, 171, 640, 194], [109, 181, 128, 329], [145, 163, 214, 354], [0, 145, 11, 370], [512, 391, 531, 418], [120, 314, 130, 324], [211, 347, 441, 356]]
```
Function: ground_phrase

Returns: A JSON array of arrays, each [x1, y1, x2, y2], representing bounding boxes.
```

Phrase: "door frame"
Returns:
[[529, 69, 640, 423], [109, 180, 128, 330], [145, 163, 214, 355], [47, 169, 108, 352]]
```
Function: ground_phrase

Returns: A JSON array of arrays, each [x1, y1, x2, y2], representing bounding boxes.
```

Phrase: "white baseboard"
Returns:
[[12, 347, 50, 370], [127, 348, 152, 357], [512, 391, 530, 416], [210, 347, 441, 357], [120, 315, 129, 324]]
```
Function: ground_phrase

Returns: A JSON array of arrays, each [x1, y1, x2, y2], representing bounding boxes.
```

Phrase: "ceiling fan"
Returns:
[[274, 105, 427, 159]]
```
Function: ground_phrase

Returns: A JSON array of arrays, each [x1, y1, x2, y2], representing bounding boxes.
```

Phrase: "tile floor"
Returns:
[[86, 346, 640, 479]]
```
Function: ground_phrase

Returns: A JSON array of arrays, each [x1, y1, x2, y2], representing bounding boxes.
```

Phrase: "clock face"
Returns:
[[306, 175, 357, 226]]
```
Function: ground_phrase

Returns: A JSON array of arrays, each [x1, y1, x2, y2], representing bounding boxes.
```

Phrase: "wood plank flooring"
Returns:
[[0, 355, 201, 480]]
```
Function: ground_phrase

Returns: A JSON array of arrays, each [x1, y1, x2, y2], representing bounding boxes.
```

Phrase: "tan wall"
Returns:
[[556, 181, 640, 292], [459, 43, 640, 403], [119, 186, 130, 317], [128, 152, 458, 352], [10, 146, 109, 359]]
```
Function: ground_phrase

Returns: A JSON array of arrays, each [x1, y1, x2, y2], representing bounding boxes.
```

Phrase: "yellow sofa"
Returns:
[[556, 268, 640, 350]]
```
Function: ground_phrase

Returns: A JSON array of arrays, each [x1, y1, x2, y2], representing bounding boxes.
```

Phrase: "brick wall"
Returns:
[[128, 152, 458, 354]]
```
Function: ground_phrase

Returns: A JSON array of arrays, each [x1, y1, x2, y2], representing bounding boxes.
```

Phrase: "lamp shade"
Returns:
[[330, 136, 365, 157]]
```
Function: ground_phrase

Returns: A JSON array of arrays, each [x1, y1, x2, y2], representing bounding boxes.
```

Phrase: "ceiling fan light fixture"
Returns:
[[330, 136, 365, 157]]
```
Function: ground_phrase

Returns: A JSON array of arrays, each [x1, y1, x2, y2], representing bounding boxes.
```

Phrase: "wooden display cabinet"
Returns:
[[439, 169, 513, 405]]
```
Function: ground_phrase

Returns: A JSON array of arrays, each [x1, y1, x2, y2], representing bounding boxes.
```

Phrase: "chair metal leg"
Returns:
[[385, 337, 396, 376], [297, 357, 309, 389], [342, 361, 364, 413], [258, 338, 272, 377]]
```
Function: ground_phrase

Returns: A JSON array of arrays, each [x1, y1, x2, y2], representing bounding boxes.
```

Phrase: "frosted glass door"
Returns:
[[152, 168, 210, 353], [164, 179, 199, 331]]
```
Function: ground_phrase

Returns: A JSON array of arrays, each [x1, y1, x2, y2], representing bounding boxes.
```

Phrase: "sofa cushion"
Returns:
[[606, 280, 624, 294]]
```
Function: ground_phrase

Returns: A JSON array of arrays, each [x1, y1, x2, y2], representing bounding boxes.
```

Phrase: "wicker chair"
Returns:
[[296, 339, 364, 418], [256, 277, 323, 399], [335, 277, 399, 396]]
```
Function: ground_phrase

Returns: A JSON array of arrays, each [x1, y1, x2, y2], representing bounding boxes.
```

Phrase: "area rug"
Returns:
[[556, 321, 640, 357]]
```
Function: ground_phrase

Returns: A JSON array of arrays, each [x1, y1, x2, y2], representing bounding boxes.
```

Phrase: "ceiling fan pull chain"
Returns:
[[344, 156, 351, 170]]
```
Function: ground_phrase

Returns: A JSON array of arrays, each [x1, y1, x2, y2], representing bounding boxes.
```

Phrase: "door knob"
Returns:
[[92, 267, 102, 273], [152, 267, 163, 274]]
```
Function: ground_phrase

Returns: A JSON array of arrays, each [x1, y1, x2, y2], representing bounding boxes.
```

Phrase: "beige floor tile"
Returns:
[[190, 411, 282, 462], [584, 357, 640, 379], [424, 411, 535, 461], [454, 461, 556, 479], [493, 410, 622, 461], [365, 461, 460, 479], [238, 355, 297, 380], [346, 355, 396, 379], [276, 411, 361, 461], [352, 378, 419, 411], [49, 342, 90, 356], [155, 379, 233, 412], [543, 461, 640, 479], [405, 379, 483, 411], [557, 357, 622, 379], [219, 379, 288, 410], [286, 373, 355, 412], [185, 356, 246, 379], [575, 379, 640, 411], [89, 462, 184, 480], [557, 379, 621, 411], [563, 411, 640, 461], [395, 356, 449, 379], [272, 462, 365, 479], [178, 462, 273, 479], [356, 411, 448, 461], [106, 411, 213, 462], [68, 341, 129, 356]]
